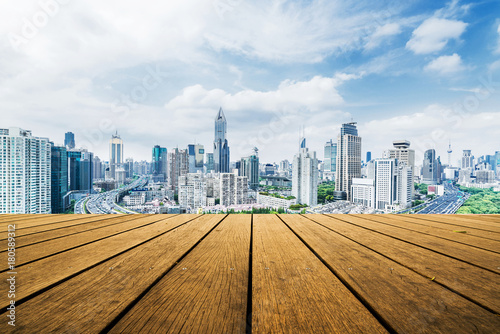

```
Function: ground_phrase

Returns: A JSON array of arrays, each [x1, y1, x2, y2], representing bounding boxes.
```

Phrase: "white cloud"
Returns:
[[364, 23, 402, 50], [496, 23, 500, 54], [425, 53, 465, 74], [406, 18, 467, 54]]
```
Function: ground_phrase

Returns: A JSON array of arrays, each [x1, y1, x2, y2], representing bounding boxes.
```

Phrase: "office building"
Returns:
[[64, 132, 75, 150], [167, 148, 189, 194], [93, 156, 103, 180], [152, 145, 168, 180], [0, 127, 51, 214], [292, 137, 319, 206], [461, 150, 474, 169], [422, 149, 439, 185], [386, 140, 415, 202], [109, 132, 123, 179], [476, 170, 495, 184], [240, 148, 259, 190], [51, 145, 68, 213], [279, 159, 291, 177], [206, 153, 215, 173], [264, 163, 276, 176], [213, 108, 230, 173], [366, 151, 372, 163], [335, 122, 362, 201], [188, 144, 205, 174], [351, 178, 375, 208], [324, 139, 337, 181], [68, 149, 93, 192]]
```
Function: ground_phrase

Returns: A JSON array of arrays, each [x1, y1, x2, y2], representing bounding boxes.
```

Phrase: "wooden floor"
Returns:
[[1, 214, 499, 333]]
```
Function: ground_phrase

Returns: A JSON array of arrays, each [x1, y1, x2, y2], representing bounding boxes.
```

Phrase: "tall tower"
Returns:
[[292, 137, 319, 206], [335, 122, 362, 201], [447, 141, 453, 167], [109, 132, 123, 180], [64, 132, 75, 149], [214, 107, 230, 173]]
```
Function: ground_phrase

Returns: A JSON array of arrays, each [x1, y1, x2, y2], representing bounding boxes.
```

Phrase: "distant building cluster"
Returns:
[[1, 107, 499, 214]]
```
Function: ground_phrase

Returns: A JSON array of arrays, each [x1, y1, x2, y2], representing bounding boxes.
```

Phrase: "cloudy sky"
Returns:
[[2, 0, 500, 165]]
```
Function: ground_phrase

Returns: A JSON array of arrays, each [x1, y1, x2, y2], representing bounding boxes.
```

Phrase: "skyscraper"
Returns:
[[152, 145, 168, 180], [51, 145, 68, 213], [168, 148, 189, 194], [461, 150, 473, 169], [214, 108, 230, 173], [366, 151, 372, 163], [0, 127, 51, 214], [188, 144, 205, 173], [335, 122, 362, 201], [64, 132, 75, 150], [292, 137, 319, 206], [206, 153, 215, 172], [422, 149, 439, 185], [68, 149, 94, 192], [386, 140, 415, 203], [93, 156, 103, 180], [240, 148, 259, 190], [109, 132, 123, 179], [324, 140, 337, 181]]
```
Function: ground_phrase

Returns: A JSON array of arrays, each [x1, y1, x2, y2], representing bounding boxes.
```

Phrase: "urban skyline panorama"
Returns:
[[1, 0, 499, 163]]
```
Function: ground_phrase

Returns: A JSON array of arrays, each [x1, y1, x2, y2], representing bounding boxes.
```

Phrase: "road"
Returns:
[[417, 182, 470, 214], [75, 176, 149, 214]]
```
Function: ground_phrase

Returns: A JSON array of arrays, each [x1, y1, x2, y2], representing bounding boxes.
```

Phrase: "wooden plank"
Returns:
[[329, 214, 500, 274], [0, 215, 141, 244], [281, 214, 500, 333], [437, 214, 500, 226], [0, 215, 140, 252], [5, 214, 224, 333], [400, 214, 500, 236], [0, 215, 199, 310], [109, 214, 251, 333], [0, 214, 99, 230], [305, 214, 500, 314], [0, 214, 172, 271], [357, 214, 500, 253], [251, 214, 387, 333]]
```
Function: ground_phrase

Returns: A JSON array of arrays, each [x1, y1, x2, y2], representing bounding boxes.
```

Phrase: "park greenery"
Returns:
[[456, 186, 500, 214], [414, 183, 428, 195], [318, 181, 335, 204], [289, 203, 308, 210]]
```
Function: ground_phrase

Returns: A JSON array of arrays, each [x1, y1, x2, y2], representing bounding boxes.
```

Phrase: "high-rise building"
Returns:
[[366, 151, 372, 163], [461, 150, 474, 169], [64, 132, 75, 150], [168, 148, 189, 194], [206, 153, 215, 173], [476, 170, 495, 184], [152, 145, 168, 180], [125, 158, 134, 178], [93, 156, 103, 180], [324, 140, 337, 181], [109, 132, 123, 179], [51, 145, 68, 213], [0, 127, 51, 214], [188, 144, 205, 173], [68, 149, 93, 192], [386, 140, 415, 202], [335, 122, 362, 201], [240, 148, 259, 190], [179, 173, 207, 210], [219, 173, 248, 206], [422, 149, 439, 185], [292, 137, 318, 206], [279, 159, 291, 177], [214, 108, 230, 173]]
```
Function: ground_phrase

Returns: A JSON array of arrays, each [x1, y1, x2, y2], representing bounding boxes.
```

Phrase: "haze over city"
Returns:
[[2, 0, 500, 163]]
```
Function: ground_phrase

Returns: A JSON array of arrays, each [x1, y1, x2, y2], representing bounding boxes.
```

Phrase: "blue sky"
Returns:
[[1, 0, 500, 166]]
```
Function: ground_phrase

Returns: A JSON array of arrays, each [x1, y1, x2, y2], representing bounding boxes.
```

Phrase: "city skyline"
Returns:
[[1, 0, 500, 164]]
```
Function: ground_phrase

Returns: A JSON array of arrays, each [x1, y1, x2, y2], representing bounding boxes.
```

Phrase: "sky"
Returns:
[[1, 0, 500, 166]]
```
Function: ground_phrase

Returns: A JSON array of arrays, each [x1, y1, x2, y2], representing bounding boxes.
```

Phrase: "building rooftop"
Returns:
[[1, 213, 499, 333]]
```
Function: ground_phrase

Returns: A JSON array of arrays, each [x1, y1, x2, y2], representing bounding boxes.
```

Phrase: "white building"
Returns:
[[292, 138, 318, 206], [179, 173, 207, 210], [351, 178, 375, 208], [220, 173, 248, 206], [257, 193, 296, 209], [0, 127, 51, 213], [386, 140, 415, 202]]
